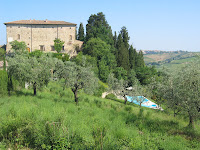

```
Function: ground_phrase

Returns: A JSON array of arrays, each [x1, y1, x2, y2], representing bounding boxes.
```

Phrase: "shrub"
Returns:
[[105, 93, 117, 100], [0, 70, 8, 96], [94, 80, 108, 97], [29, 50, 43, 58], [52, 53, 69, 62]]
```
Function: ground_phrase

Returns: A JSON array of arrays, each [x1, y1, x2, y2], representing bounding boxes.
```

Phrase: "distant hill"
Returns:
[[144, 50, 200, 72]]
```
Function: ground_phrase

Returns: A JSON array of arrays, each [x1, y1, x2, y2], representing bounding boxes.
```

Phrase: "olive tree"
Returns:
[[174, 62, 200, 128], [56, 61, 98, 104], [10, 40, 27, 54], [107, 73, 129, 104], [7, 53, 58, 95]]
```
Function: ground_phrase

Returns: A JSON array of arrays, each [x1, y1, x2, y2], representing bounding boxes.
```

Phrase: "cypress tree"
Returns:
[[136, 50, 145, 68], [129, 45, 137, 70], [113, 31, 117, 48], [120, 26, 130, 49], [78, 22, 85, 41], [3, 54, 6, 71], [116, 34, 130, 71]]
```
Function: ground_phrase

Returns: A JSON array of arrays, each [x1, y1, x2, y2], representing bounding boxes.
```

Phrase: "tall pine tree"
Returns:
[[116, 34, 130, 71], [136, 50, 145, 68], [77, 23, 85, 41], [86, 12, 114, 46], [120, 26, 130, 49], [113, 31, 117, 48], [129, 45, 137, 70]]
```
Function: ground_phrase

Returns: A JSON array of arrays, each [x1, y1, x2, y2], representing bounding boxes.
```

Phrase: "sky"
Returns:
[[0, 0, 200, 51]]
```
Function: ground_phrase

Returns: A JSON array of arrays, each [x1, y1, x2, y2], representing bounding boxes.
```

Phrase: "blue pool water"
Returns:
[[126, 96, 157, 108]]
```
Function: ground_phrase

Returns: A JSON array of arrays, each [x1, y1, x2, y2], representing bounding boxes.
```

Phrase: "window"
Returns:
[[62, 46, 64, 50], [40, 45, 45, 51], [51, 46, 55, 51], [69, 35, 72, 41], [17, 34, 20, 40]]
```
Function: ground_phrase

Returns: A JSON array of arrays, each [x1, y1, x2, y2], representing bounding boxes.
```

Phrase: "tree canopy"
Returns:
[[7, 52, 58, 95], [56, 61, 98, 104], [54, 38, 65, 53], [10, 40, 27, 54], [86, 12, 114, 46]]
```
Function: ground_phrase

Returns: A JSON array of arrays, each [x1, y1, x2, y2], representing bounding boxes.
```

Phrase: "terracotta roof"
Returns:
[[4, 20, 76, 25]]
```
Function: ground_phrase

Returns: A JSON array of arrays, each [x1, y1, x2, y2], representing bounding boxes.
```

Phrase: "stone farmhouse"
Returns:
[[4, 19, 83, 57]]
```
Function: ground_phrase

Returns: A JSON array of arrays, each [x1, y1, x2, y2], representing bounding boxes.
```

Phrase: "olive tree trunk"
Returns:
[[33, 82, 37, 96]]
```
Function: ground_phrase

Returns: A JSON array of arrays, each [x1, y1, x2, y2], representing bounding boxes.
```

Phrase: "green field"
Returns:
[[144, 51, 200, 73], [156, 56, 199, 72], [0, 81, 199, 149]]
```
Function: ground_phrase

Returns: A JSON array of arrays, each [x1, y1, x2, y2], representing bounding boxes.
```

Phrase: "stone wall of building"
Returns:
[[6, 24, 83, 57]]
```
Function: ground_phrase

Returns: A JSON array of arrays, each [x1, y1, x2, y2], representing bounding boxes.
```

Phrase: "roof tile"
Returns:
[[4, 20, 76, 25]]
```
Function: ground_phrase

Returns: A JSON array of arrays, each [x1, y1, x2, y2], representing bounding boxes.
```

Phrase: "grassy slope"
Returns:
[[0, 82, 200, 149], [144, 53, 180, 63], [144, 51, 200, 64], [144, 51, 200, 73], [156, 56, 198, 73]]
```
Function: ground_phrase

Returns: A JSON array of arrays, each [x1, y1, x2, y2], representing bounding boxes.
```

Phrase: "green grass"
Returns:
[[0, 81, 199, 149]]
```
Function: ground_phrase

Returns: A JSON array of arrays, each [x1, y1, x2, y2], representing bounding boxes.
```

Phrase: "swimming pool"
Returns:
[[126, 96, 158, 108]]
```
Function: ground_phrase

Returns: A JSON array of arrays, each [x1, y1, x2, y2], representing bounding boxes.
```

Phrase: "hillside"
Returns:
[[144, 50, 200, 72], [0, 81, 199, 149]]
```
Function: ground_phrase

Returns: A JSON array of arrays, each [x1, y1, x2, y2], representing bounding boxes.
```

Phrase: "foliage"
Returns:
[[83, 37, 111, 60], [56, 61, 98, 104], [71, 52, 98, 75], [77, 22, 85, 41], [105, 93, 117, 100], [0, 70, 8, 96], [158, 61, 200, 128], [29, 50, 43, 58], [107, 73, 128, 104], [7, 53, 58, 95], [127, 69, 139, 86], [0, 48, 6, 61], [120, 26, 130, 49], [54, 38, 65, 53], [174, 62, 200, 128], [113, 67, 127, 80], [136, 66, 158, 85], [136, 50, 145, 68], [94, 80, 108, 97], [83, 38, 116, 82], [116, 33, 130, 71], [129, 45, 137, 70], [10, 40, 27, 54], [85, 12, 114, 46], [113, 31, 117, 49], [98, 58, 110, 82], [52, 53, 70, 62]]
